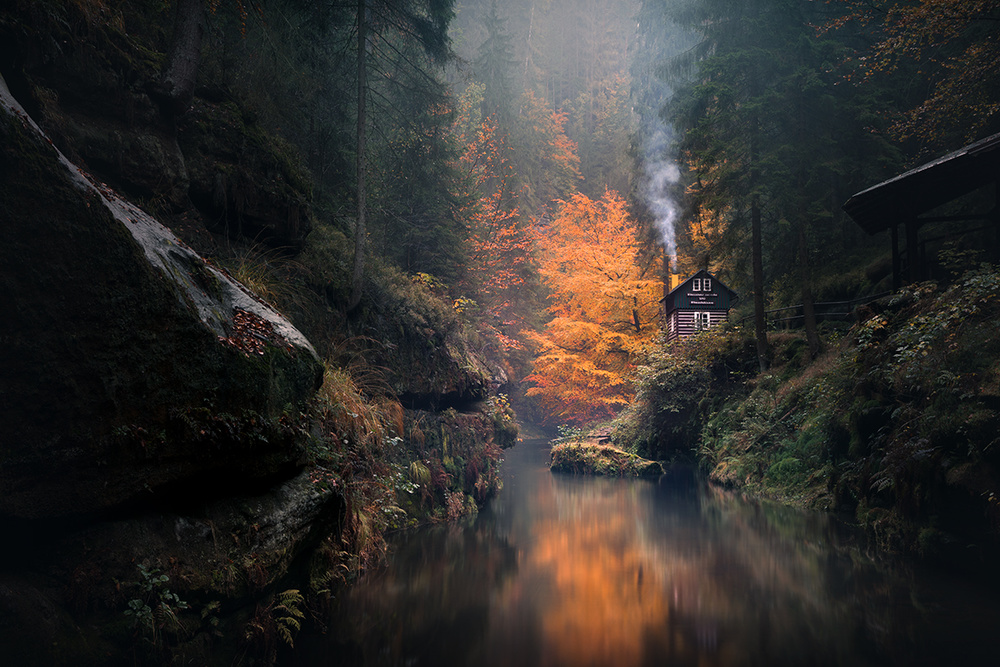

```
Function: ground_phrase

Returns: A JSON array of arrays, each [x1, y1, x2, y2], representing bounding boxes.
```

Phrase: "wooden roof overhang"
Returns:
[[843, 132, 1000, 285]]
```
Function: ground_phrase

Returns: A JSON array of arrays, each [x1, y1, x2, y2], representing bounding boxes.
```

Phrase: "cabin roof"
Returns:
[[843, 131, 1000, 235], [663, 269, 738, 300], [661, 269, 739, 314]]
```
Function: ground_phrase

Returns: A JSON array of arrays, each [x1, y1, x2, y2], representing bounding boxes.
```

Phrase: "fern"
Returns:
[[273, 589, 306, 648]]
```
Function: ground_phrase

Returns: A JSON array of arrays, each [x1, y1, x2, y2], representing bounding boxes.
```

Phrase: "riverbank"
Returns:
[[0, 3, 518, 660], [612, 269, 1000, 571]]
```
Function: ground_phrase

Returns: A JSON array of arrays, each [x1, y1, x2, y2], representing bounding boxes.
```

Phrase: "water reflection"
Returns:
[[316, 440, 1000, 666]]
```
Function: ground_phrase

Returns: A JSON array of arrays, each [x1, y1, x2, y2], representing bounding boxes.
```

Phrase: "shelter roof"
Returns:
[[844, 132, 1000, 235]]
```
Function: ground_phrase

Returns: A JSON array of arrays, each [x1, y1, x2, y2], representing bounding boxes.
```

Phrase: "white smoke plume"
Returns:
[[641, 127, 681, 261]]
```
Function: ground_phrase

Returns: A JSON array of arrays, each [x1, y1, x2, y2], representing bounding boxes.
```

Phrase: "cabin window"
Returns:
[[694, 311, 711, 330], [692, 278, 702, 291], [692, 278, 712, 291]]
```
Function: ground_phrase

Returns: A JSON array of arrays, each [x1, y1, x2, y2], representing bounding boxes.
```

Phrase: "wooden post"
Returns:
[[906, 218, 920, 283], [891, 224, 900, 289]]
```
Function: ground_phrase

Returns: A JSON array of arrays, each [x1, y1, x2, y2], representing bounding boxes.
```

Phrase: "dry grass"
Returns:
[[550, 441, 663, 476], [310, 345, 410, 573], [773, 345, 842, 406], [315, 365, 391, 455], [219, 243, 310, 313]]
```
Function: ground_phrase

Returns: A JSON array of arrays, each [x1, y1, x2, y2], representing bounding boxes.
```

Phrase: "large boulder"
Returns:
[[0, 469, 342, 667], [0, 74, 323, 520]]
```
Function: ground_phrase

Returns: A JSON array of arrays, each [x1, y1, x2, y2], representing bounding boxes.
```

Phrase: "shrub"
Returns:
[[613, 326, 756, 460]]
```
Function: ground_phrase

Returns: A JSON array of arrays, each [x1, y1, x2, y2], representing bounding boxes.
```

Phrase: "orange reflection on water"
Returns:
[[503, 475, 722, 667]]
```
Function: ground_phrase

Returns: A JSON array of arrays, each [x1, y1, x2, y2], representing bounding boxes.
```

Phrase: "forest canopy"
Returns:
[[9, 0, 998, 427], [219, 0, 1000, 423]]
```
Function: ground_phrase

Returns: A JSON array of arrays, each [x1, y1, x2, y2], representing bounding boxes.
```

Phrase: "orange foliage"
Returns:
[[455, 104, 534, 349], [525, 191, 661, 424]]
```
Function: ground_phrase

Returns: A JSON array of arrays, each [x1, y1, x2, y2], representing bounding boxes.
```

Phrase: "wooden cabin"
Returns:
[[662, 270, 738, 341]]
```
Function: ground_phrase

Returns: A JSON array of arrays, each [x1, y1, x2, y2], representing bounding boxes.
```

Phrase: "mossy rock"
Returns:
[[550, 442, 663, 477], [0, 81, 322, 519], [178, 96, 313, 248]]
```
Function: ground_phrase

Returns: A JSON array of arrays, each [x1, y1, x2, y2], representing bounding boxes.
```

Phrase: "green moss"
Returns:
[[1, 86, 323, 518], [613, 327, 757, 460], [550, 442, 663, 477]]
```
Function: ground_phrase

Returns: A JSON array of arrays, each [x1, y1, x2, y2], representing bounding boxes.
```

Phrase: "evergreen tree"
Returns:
[[662, 0, 906, 367], [348, 0, 457, 309], [473, 0, 518, 133], [827, 0, 1000, 150]]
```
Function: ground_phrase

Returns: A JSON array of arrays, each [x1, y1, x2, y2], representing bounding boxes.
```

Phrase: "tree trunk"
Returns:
[[154, 0, 204, 115], [798, 224, 821, 359], [751, 195, 769, 372], [348, 0, 368, 312], [749, 113, 768, 372]]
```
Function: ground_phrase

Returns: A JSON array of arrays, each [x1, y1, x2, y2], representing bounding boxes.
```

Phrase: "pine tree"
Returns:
[[348, 0, 457, 310]]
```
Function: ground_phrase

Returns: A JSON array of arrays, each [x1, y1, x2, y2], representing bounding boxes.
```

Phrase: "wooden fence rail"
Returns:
[[737, 291, 893, 329]]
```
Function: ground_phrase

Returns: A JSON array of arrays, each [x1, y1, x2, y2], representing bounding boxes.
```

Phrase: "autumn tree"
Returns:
[[454, 84, 535, 351], [525, 191, 661, 424], [827, 0, 1000, 148]]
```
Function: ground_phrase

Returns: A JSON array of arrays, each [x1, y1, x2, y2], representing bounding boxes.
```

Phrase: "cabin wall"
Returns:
[[665, 309, 729, 341]]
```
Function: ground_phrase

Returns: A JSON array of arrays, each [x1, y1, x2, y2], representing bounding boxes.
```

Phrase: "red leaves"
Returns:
[[217, 308, 290, 356]]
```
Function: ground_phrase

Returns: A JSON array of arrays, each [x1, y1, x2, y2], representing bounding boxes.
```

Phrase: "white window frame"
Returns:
[[694, 311, 711, 331], [692, 277, 712, 292]]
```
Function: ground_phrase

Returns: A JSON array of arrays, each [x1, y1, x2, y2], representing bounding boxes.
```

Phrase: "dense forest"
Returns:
[[2, 0, 1000, 663]]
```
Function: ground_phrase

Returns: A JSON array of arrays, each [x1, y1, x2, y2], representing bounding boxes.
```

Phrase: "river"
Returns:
[[300, 438, 1000, 666]]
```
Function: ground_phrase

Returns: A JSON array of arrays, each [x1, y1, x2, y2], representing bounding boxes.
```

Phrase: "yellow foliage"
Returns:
[[526, 191, 661, 424]]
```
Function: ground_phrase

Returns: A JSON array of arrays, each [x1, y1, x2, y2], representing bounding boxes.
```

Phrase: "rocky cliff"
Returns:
[[0, 67, 343, 664], [1, 72, 324, 519], [0, 3, 517, 663]]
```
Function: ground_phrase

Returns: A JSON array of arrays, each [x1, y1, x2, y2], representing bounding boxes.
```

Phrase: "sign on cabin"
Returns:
[[661, 269, 738, 341]]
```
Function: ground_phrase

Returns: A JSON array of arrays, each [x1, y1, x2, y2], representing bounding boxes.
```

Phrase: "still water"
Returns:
[[309, 439, 1000, 666]]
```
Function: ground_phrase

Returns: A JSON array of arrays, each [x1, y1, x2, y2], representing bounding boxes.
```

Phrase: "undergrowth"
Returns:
[[550, 441, 662, 476], [688, 266, 1000, 563], [611, 325, 757, 460], [217, 243, 313, 316]]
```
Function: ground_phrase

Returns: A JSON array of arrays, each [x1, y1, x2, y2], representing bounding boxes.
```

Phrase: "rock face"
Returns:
[[0, 469, 342, 667], [0, 0, 313, 248], [178, 97, 313, 248], [0, 74, 323, 519]]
